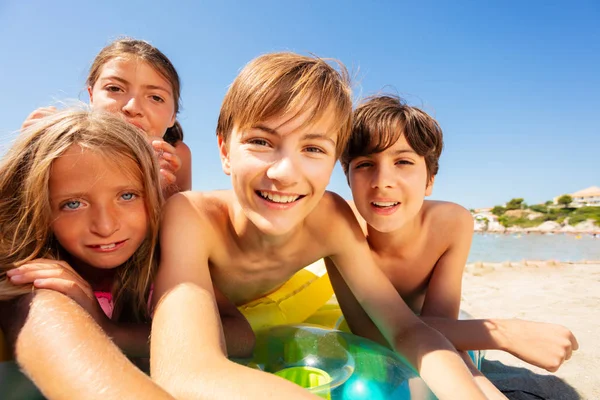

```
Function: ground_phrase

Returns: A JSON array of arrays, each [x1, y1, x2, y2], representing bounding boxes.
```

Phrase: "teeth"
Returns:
[[100, 243, 116, 250], [372, 201, 399, 207], [259, 191, 300, 203]]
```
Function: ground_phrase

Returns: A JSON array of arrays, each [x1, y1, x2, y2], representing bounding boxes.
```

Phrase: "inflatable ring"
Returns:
[[240, 324, 421, 399], [239, 260, 334, 332]]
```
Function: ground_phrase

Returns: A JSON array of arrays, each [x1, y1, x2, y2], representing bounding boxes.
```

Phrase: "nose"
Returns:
[[121, 94, 143, 117], [371, 164, 395, 189], [266, 151, 299, 187], [90, 205, 120, 237]]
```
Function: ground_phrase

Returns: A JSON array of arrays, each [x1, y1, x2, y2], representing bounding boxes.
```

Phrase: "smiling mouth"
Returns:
[[257, 191, 305, 204], [371, 201, 400, 208], [89, 240, 127, 250]]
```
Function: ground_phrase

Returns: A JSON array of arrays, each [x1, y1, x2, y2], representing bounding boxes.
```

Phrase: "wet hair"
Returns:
[[0, 108, 163, 322], [86, 37, 183, 145], [216, 52, 352, 157], [341, 94, 444, 182]]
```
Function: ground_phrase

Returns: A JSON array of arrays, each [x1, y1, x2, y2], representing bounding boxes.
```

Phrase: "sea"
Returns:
[[468, 233, 600, 263]]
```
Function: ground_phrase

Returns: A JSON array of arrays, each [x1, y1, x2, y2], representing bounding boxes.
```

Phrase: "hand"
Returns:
[[7, 259, 109, 326], [149, 138, 182, 188], [500, 318, 579, 372], [21, 106, 58, 130]]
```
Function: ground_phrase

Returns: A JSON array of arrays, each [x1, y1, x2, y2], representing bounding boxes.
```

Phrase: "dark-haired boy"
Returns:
[[328, 94, 579, 398]]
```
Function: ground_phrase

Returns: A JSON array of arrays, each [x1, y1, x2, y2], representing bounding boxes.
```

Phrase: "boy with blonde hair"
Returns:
[[152, 54, 489, 399], [329, 94, 578, 397]]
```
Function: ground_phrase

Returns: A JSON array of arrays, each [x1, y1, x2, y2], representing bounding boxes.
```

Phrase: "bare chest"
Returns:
[[374, 245, 442, 312], [210, 244, 326, 305]]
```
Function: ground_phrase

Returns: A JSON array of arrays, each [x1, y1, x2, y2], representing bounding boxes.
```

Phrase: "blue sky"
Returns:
[[1, 1, 598, 209]]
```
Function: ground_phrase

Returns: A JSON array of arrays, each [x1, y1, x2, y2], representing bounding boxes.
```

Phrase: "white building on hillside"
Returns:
[[554, 186, 600, 207]]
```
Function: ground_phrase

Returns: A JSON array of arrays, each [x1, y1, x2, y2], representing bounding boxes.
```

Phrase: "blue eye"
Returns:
[[62, 200, 81, 210], [121, 193, 136, 201]]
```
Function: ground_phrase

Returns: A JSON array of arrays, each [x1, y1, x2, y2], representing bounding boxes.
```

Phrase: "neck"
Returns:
[[230, 198, 303, 253], [366, 210, 422, 255]]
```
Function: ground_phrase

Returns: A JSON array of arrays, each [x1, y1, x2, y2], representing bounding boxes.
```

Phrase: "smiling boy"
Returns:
[[328, 94, 579, 397], [151, 53, 489, 399]]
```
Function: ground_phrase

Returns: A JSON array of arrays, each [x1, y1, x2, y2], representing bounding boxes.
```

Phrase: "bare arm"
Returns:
[[418, 206, 506, 399], [325, 194, 485, 400], [417, 206, 577, 372], [150, 193, 318, 400], [0, 290, 173, 400]]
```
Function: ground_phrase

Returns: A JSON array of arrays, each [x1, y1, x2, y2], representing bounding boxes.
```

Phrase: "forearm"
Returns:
[[393, 323, 486, 400], [460, 352, 507, 399], [151, 283, 318, 400], [421, 316, 506, 351], [13, 290, 172, 400]]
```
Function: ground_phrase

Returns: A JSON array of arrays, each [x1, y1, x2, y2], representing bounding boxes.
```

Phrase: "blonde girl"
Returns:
[[22, 38, 192, 197], [1, 107, 162, 348], [0, 108, 318, 400]]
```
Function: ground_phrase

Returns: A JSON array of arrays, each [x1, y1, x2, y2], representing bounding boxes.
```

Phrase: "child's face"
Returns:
[[49, 145, 149, 270], [348, 134, 433, 233], [220, 106, 338, 236], [88, 57, 176, 139]]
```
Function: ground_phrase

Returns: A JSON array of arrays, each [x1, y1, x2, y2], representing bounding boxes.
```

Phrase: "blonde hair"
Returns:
[[216, 52, 353, 157], [0, 108, 163, 322], [87, 37, 183, 145]]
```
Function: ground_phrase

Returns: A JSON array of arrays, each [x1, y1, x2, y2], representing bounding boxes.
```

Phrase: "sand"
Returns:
[[461, 261, 600, 400]]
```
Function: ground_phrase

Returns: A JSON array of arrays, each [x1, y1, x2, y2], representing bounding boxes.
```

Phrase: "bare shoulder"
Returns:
[[166, 190, 231, 221], [422, 200, 474, 238], [174, 140, 192, 159], [311, 191, 357, 226], [307, 191, 365, 248]]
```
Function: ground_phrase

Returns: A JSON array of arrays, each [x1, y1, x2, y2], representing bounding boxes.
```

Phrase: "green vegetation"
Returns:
[[485, 198, 600, 228], [557, 195, 573, 208]]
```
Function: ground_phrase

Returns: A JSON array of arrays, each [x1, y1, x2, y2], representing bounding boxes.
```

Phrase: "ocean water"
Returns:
[[467, 233, 600, 263]]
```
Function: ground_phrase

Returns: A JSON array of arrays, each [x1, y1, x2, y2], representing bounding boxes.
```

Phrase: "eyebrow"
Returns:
[[392, 149, 417, 156], [252, 125, 336, 146], [99, 76, 172, 94]]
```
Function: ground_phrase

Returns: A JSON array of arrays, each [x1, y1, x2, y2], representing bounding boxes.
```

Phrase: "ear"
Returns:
[[425, 175, 435, 196], [87, 86, 94, 103], [168, 112, 176, 128], [218, 134, 231, 176]]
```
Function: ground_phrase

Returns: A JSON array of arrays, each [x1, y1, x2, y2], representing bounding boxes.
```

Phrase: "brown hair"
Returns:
[[0, 107, 163, 322], [341, 94, 444, 182], [216, 52, 352, 157], [87, 38, 183, 145]]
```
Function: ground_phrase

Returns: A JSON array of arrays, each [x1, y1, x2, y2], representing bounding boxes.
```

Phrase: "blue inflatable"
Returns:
[[240, 324, 434, 400]]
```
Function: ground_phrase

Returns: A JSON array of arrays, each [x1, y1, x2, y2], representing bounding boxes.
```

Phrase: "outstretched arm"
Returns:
[[420, 206, 577, 372], [324, 194, 485, 400], [151, 193, 318, 400], [0, 290, 173, 400], [417, 206, 506, 399]]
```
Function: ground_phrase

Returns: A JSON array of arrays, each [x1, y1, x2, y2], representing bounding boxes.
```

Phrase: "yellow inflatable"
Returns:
[[239, 259, 334, 332], [0, 328, 9, 362]]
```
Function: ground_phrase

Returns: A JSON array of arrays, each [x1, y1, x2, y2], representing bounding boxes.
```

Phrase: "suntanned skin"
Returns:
[[0, 290, 173, 400], [332, 121, 578, 398], [338, 200, 578, 373], [152, 108, 487, 400]]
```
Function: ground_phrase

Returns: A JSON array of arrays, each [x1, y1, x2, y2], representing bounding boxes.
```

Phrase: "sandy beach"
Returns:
[[461, 260, 600, 400]]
